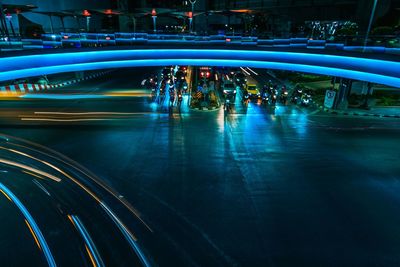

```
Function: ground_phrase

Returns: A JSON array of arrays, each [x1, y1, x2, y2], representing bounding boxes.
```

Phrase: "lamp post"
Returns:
[[5, 13, 15, 37], [151, 9, 157, 33], [105, 9, 114, 32], [188, 11, 193, 34], [132, 16, 136, 36], [83, 9, 91, 32], [189, 0, 196, 33], [363, 0, 378, 51], [48, 14, 54, 33]]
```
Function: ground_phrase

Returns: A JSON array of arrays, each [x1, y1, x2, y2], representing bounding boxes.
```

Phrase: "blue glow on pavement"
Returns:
[[0, 182, 57, 267], [1, 49, 400, 87]]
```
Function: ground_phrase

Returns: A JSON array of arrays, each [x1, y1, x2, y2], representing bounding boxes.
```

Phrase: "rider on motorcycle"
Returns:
[[169, 81, 175, 107]]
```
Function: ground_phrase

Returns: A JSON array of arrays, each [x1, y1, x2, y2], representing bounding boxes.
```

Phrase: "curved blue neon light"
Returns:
[[0, 182, 57, 267], [0, 49, 399, 88]]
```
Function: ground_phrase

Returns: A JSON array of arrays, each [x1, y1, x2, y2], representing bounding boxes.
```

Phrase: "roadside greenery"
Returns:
[[275, 71, 330, 83]]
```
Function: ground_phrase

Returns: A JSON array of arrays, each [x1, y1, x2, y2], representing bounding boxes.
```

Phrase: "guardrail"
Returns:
[[1, 33, 399, 56]]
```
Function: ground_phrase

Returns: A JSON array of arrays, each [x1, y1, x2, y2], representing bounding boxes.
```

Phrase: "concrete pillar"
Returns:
[[334, 78, 352, 110], [360, 82, 373, 109]]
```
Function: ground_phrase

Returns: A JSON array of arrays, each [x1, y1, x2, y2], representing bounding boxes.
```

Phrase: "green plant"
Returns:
[[371, 26, 394, 35]]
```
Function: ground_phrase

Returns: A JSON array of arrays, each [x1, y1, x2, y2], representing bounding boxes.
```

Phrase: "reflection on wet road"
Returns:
[[0, 68, 400, 266]]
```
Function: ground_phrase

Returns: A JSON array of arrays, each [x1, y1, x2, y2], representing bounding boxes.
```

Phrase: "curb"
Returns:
[[318, 105, 400, 119], [0, 71, 110, 96]]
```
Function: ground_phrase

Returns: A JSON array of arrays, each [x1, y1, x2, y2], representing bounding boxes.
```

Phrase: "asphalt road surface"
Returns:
[[0, 68, 400, 266]]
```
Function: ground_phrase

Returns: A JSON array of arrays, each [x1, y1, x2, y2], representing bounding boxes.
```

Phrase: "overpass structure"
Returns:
[[0, 44, 400, 88]]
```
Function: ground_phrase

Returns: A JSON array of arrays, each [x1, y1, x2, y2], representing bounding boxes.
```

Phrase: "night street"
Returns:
[[1, 0, 400, 264], [0, 69, 399, 266]]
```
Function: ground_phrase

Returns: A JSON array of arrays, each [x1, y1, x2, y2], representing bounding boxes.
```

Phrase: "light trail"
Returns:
[[32, 179, 51, 197], [68, 215, 104, 267], [23, 170, 46, 180], [20, 94, 107, 100], [20, 112, 152, 122], [34, 112, 149, 116], [0, 146, 100, 202], [0, 182, 57, 267], [100, 202, 150, 267], [3, 147, 67, 179], [0, 188, 12, 201], [246, 67, 259, 76], [240, 67, 251, 76], [3, 137, 152, 232], [25, 219, 42, 251], [20, 118, 119, 122], [0, 158, 61, 182], [85, 245, 98, 267]]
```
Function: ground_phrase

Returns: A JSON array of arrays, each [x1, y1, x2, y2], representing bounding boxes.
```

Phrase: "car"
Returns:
[[222, 82, 237, 96], [246, 84, 260, 99], [199, 67, 212, 81]]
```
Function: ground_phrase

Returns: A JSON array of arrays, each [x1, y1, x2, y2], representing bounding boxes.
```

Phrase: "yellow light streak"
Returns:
[[67, 215, 75, 227], [21, 118, 115, 122], [85, 244, 98, 267], [34, 112, 144, 116], [25, 219, 42, 251], [0, 189, 12, 202]]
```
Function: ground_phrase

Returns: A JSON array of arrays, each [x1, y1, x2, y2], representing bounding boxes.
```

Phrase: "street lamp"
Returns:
[[5, 13, 15, 37], [189, 0, 196, 33], [83, 9, 91, 32], [188, 11, 193, 34], [363, 0, 378, 51], [151, 8, 157, 33]]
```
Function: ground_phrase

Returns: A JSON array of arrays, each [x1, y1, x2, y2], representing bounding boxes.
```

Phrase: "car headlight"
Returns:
[[223, 90, 227, 93]]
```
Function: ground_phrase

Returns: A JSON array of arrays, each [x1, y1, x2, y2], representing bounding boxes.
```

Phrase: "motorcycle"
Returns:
[[242, 91, 250, 106], [224, 98, 231, 112], [177, 91, 183, 110], [280, 89, 289, 104], [182, 81, 188, 94], [291, 88, 303, 105], [301, 94, 312, 107], [270, 89, 278, 105], [169, 91, 175, 107], [151, 87, 157, 100], [261, 92, 269, 105]]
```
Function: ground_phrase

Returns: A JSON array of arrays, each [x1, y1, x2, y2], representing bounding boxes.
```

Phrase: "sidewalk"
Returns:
[[319, 105, 400, 119], [349, 106, 400, 117]]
